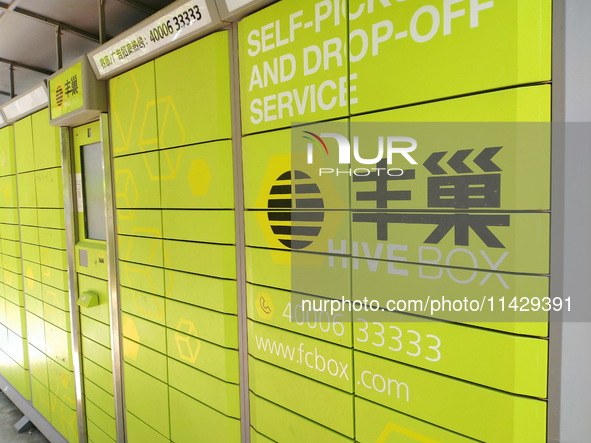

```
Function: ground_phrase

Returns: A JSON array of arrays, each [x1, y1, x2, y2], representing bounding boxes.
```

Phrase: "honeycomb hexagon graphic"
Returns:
[[174, 319, 201, 364]]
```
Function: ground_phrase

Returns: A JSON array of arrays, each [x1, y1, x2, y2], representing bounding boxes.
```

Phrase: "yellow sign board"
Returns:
[[49, 62, 84, 120]]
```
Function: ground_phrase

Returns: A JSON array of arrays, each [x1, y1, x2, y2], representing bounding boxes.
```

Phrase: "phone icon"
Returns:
[[259, 295, 272, 315]]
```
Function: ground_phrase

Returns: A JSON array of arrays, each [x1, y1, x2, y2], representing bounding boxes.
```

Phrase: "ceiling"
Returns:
[[0, 0, 176, 104]]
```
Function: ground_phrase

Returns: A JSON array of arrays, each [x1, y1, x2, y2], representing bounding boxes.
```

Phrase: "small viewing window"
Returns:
[[81, 142, 107, 241]]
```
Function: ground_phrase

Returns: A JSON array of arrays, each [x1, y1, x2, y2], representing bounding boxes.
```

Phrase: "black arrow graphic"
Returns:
[[474, 146, 503, 172], [447, 149, 474, 174], [423, 151, 447, 175]]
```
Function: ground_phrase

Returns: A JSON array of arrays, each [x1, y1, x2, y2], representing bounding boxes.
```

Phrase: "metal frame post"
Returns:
[[100, 112, 127, 443], [60, 127, 88, 443], [228, 22, 250, 443]]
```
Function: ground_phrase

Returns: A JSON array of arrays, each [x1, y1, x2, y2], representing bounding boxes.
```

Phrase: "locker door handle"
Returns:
[[78, 290, 100, 308]]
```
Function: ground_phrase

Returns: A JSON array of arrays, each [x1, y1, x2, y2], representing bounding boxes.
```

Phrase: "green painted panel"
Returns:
[[49, 393, 78, 443], [47, 358, 76, 409], [116, 209, 162, 238], [25, 312, 45, 353], [160, 141, 234, 208], [166, 299, 238, 349], [86, 419, 116, 443], [32, 109, 61, 170], [44, 323, 72, 369], [114, 152, 161, 209], [80, 315, 111, 348], [118, 235, 163, 267], [355, 396, 478, 443], [86, 399, 116, 441], [85, 379, 115, 418], [249, 357, 354, 437], [3, 356, 30, 400], [110, 61, 159, 156], [163, 240, 236, 279], [119, 261, 164, 296], [349, 0, 551, 113], [0, 176, 18, 207], [124, 363, 170, 438], [250, 427, 276, 443], [28, 344, 49, 387], [0, 208, 20, 225], [5, 301, 26, 337], [167, 358, 240, 418], [35, 168, 64, 208], [16, 172, 37, 208], [353, 85, 551, 123], [250, 394, 353, 443], [25, 294, 43, 317], [120, 286, 165, 325], [166, 328, 239, 384], [38, 227, 66, 250], [20, 225, 39, 244], [2, 254, 22, 274], [31, 377, 52, 422], [6, 282, 25, 306], [126, 412, 169, 443], [37, 209, 65, 229], [0, 126, 15, 177], [162, 210, 235, 244], [354, 351, 545, 443], [81, 337, 111, 371], [42, 284, 69, 311], [3, 268, 22, 289], [165, 269, 237, 314], [123, 337, 167, 382], [83, 358, 113, 395], [41, 265, 68, 291], [155, 31, 231, 148], [1, 222, 20, 241], [121, 312, 166, 354], [21, 243, 39, 262], [169, 388, 240, 443], [14, 116, 35, 173], [40, 247, 67, 270], [43, 303, 70, 332]]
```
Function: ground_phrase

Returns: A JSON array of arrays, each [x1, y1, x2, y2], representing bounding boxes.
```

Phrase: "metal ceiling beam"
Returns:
[[98, 0, 107, 44], [0, 0, 23, 24], [0, 57, 53, 76], [0, 5, 103, 42], [116, 0, 157, 15]]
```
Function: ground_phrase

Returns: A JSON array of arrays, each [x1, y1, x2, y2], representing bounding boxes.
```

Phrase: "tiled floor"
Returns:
[[0, 392, 49, 443]]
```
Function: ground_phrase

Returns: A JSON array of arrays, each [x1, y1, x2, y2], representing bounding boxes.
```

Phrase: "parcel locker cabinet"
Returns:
[[111, 30, 240, 443], [70, 120, 117, 443], [9, 109, 77, 442], [0, 124, 31, 402], [239, 0, 551, 436]]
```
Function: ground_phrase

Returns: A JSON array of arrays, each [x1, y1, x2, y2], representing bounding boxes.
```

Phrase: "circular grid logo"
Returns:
[[55, 85, 64, 106], [267, 170, 325, 250]]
